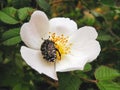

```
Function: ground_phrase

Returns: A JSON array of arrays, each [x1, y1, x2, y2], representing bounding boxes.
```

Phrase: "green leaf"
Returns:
[[95, 66, 120, 81], [11, 0, 31, 8], [58, 73, 82, 90], [36, 0, 50, 11], [2, 28, 20, 41], [13, 84, 29, 90], [2, 28, 21, 46], [83, 63, 92, 72], [97, 81, 120, 90], [3, 36, 21, 46], [2, 7, 17, 18], [0, 51, 3, 62], [15, 54, 24, 70], [74, 70, 88, 79], [0, 7, 19, 24], [97, 35, 113, 41], [0, 63, 23, 87], [100, 0, 115, 6], [13, 84, 22, 90], [97, 34, 112, 41], [18, 7, 34, 21]]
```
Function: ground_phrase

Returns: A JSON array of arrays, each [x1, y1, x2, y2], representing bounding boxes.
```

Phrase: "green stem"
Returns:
[[81, 77, 98, 84]]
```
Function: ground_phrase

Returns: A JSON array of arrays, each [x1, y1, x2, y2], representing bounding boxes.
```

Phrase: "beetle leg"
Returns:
[[56, 48, 61, 60]]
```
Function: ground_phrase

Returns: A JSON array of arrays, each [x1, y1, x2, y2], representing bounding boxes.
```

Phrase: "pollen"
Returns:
[[49, 32, 72, 60]]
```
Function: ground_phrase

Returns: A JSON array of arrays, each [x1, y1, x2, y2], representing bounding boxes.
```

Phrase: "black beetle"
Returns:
[[40, 39, 61, 62]]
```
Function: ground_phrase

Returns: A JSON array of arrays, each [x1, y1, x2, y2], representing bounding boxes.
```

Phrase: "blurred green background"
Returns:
[[0, 0, 120, 90]]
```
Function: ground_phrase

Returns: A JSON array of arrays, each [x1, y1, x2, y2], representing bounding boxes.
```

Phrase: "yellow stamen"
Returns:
[[49, 32, 72, 60]]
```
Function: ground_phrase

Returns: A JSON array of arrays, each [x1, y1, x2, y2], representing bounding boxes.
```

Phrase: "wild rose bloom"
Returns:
[[20, 10, 101, 80]]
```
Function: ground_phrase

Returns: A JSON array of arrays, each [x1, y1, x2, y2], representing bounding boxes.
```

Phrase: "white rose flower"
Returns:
[[20, 10, 101, 80]]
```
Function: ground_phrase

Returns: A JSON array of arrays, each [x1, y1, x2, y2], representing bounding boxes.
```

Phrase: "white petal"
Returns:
[[30, 10, 49, 38], [71, 40, 101, 62], [56, 40, 100, 72], [20, 23, 42, 49], [49, 18, 77, 36], [20, 46, 58, 80], [70, 26, 98, 43], [56, 54, 88, 72]]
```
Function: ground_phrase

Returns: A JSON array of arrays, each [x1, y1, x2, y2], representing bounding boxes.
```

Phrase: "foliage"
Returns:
[[0, 0, 120, 90]]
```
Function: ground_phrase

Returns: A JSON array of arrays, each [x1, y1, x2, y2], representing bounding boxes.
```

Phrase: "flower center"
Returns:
[[49, 32, 72, 60]]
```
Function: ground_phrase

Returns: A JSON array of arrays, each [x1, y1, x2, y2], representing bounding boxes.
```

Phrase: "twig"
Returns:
[[104, 18, 120, 40], [43, 76, 59, 88], [81, 77, 98, 84], [46, 79, 59, 88]]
